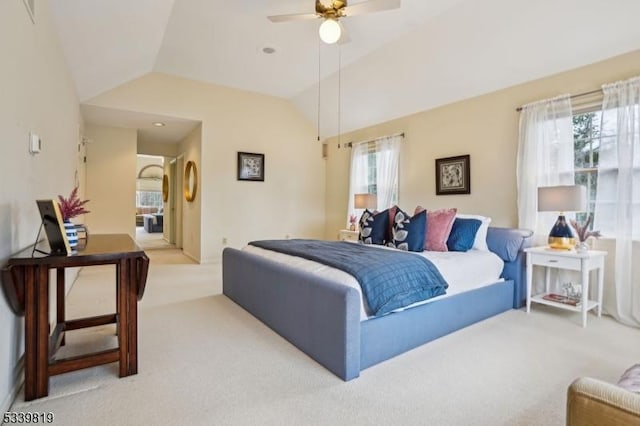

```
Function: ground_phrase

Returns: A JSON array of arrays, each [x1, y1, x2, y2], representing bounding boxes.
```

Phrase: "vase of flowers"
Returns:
[[58, 187, 90, 248], [349, 214, 357, 231], [570, 214, 601, 253]]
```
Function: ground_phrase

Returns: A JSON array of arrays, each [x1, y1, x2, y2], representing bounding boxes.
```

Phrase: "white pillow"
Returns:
[[456, 214, 491, 251]]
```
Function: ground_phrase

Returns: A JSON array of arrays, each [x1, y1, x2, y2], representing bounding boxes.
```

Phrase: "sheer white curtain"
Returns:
[[516, 95, 575, 245], [346, 142, 369, 225], [346, 134, 401, 225], [594, 76, 640, 327], [373, 135, 401, 209]]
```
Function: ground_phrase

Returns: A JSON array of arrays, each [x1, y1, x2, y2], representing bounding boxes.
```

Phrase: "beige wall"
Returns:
[[179, 125, 202, 261], [137, 139, 179, 157], [84, 124, 137, 236], [0, 0, 81, 411], [324, 49, 640, 239], [86, 73, 326, 262]]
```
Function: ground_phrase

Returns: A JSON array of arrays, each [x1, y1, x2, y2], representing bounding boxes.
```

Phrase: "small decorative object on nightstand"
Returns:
[[348, 214, 357, 231], [525, 246, 607, 327], [338, 229, 359, 242], [570, 214, 601, 253]]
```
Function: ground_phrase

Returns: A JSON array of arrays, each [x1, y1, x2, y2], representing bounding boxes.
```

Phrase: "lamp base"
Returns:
[[548, 236, 576, 250], [548, 214, 576, 250]]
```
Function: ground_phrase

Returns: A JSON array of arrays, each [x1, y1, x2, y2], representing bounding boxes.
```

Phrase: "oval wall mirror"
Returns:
[[162, 174, 169, 202], [184, 160, 198, 202]]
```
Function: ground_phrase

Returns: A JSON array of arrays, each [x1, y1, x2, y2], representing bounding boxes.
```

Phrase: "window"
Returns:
[[573, 105, 639, 235], [572, 110, 601, 225], [347, 134, 402, 223], [365, 148, 378, 194], [136, 156, 164, 208], [136, 191, 163, 208]]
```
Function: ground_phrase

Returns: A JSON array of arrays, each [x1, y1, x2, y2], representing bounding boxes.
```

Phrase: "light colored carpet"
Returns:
[[135, 227, 175, 250], [8, 249, 640, 426]]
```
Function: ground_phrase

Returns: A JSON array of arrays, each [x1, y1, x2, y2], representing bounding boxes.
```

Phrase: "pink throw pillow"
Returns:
[[415, 206, 457, 251]]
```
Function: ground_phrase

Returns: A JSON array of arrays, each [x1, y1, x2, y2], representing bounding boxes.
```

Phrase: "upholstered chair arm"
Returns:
[[567, 377, 640, 426]]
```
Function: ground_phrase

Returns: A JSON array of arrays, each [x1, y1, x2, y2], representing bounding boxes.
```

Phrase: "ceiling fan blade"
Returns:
[[343, 0, 400, 17], [268, 13, 319, 23]]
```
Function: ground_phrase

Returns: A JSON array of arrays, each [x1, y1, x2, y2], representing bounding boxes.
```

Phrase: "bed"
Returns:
[[222, 226, 532, 380]]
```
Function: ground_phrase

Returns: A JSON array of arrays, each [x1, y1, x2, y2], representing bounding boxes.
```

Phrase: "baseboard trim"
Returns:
[[181, 250, 200, 264], [2, 357, 24, 412]]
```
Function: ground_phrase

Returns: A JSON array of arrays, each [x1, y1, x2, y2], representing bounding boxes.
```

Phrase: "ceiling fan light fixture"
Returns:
[[318, 18, 342, 44]]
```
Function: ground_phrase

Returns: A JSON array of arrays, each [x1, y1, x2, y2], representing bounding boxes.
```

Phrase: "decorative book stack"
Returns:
[[543, 293, 581, 306]]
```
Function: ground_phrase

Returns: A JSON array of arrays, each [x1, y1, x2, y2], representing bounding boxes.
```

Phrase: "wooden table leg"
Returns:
[[57, 268, 65, 346], [117, 259, 129, 377], [127, 258, 138, 375], [24, 265, 50, 401]]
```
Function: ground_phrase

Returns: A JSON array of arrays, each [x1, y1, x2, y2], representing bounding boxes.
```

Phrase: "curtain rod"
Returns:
[[346, 132, 405, 148], [515, 89, 602, 112]]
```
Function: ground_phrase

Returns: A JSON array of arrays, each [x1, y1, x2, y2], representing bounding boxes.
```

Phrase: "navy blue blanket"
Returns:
[[249, 240, 448, 317]]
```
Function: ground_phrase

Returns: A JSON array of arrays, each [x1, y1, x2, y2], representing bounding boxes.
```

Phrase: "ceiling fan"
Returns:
[[268, 0, 401, 44]]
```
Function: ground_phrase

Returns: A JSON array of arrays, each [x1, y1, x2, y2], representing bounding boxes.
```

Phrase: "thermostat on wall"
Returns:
[[29, 132, 41, 154]]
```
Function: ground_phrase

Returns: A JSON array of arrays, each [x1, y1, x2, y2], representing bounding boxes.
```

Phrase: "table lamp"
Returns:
[[352, 193, 378, 231], [354, 193, 378, 210], [537, 185, 587, 250]]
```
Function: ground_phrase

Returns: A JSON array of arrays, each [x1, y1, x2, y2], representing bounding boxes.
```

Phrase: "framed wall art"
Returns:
[[184, 161, 198, 202], [237, 152, 265, 182], [435, 155, 470, 195]]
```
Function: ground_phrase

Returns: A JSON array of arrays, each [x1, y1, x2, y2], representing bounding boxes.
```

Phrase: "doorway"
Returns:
[[135, 154, 174, 250]]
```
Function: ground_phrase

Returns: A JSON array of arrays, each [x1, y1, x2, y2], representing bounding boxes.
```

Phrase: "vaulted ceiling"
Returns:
[[50, 0, 640, 140]]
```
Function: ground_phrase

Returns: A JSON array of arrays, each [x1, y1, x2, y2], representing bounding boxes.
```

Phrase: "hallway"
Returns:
[[135, 226, 175, 250]]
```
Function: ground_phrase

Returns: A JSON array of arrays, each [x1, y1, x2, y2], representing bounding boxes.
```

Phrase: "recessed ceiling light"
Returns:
[[262, 46, 276, 54], [152, 122, 165, 127]]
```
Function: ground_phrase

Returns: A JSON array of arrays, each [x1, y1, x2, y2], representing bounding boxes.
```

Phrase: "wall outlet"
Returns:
[[29, 132, 41, 154]]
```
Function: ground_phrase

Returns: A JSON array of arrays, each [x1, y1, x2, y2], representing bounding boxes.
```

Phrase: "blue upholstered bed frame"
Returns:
[[222, 227, 532, 380]]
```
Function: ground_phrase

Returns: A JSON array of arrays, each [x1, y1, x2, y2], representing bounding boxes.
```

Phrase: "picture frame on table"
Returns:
[[237, 152, 265, 182], [435, 155, 470, 195]]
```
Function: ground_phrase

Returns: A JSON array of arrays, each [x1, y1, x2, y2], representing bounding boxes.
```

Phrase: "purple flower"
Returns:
[[570, 214, 601, 242], [58, 187, 90, 221]]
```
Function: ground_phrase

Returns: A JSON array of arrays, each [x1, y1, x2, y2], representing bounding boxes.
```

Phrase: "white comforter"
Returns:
[[243, 243, 504, 320]]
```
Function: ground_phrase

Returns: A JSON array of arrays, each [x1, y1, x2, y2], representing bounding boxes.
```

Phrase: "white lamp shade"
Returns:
[[319, 19, 342, 44], [538, 185, 587, 212], [354, 193, 377, 210]]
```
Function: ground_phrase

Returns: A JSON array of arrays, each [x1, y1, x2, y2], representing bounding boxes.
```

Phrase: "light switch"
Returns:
[[29, 132, 41, 154]]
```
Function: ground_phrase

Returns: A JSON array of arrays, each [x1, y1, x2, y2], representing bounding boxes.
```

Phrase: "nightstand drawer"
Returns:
[[531, 253, 581, 270]]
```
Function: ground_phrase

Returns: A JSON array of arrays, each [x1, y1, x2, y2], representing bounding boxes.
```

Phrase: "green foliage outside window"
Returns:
[[573, 111, 600, 227]]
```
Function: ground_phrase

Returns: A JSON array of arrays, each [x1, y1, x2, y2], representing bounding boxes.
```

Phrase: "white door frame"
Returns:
[[174, 155, 184, 248]]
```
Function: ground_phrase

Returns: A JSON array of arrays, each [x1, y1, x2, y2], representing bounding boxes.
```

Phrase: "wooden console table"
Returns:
[[1, 234, 149, 401]]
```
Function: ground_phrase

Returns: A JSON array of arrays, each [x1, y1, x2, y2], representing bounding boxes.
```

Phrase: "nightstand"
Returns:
[[338, 229, 359, 242], [524, 246, 607, 327]]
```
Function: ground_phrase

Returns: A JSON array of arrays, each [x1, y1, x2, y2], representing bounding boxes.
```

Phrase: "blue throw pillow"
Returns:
[[390, 208, 427, 252], [359, 209, 389, 245], [447, 218, 482, 252]]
